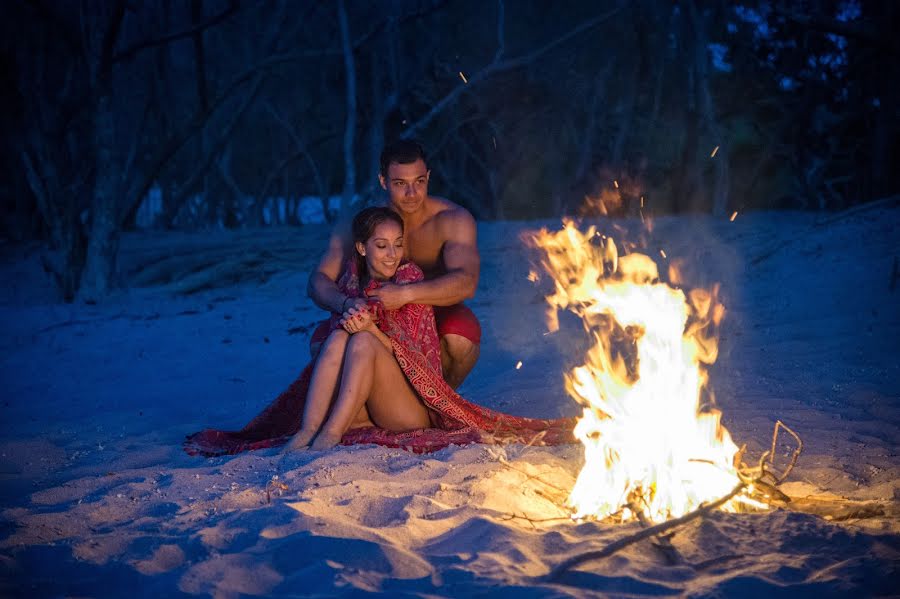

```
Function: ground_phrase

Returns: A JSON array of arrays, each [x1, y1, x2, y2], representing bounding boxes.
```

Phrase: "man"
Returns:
[[307, 140, 481, 388]]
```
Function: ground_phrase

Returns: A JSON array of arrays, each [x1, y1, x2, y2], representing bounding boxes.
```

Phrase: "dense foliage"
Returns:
[[2, 0, 896, 299]]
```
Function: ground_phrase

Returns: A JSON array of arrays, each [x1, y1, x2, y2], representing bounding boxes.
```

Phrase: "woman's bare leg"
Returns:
[[285, 329, 349, 451], [310, 331, 430, 450]]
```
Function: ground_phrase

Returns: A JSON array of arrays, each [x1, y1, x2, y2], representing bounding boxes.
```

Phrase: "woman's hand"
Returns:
[[340, 306, 376, 334]]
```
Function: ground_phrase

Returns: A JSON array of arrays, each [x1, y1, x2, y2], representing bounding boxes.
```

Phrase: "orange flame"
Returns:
[[527, 220, 746, 522]]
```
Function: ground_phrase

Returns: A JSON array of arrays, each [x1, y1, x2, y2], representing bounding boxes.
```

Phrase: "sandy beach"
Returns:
[[2, 207, 898, 597]]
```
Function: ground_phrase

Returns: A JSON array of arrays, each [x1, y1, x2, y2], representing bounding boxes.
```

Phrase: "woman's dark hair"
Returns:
[[379, 139, 427, 177], [352, 206, 404, 275]]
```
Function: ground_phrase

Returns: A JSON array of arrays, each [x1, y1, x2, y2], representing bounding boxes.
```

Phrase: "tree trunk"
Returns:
[[338, 0, 357, 216], [79, 91, 121, 302], [685, 0, 729, 215]]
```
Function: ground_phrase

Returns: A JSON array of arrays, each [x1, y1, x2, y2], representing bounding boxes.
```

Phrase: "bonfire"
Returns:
[[526, 220, 775, 525]]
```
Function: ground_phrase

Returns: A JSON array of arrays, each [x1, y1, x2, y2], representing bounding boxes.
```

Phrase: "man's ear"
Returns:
[[378, 174, 387, 190], [355, 241, 366, 257]]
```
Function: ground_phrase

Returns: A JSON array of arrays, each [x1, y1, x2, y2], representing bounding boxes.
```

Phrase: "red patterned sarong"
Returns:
[[184, 262, 575, 456]]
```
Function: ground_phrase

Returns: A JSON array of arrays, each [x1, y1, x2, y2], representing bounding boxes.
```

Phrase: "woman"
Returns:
[[185, 207, 574, 456], [286, 207, 433, 451]]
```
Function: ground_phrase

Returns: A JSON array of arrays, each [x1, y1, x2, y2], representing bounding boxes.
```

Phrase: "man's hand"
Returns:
[[343, 296, 368, 313], [366, 282, 410, 310]]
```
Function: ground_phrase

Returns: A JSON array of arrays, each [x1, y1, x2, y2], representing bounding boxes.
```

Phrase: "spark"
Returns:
[[459, 71, 468, 84], [613, 180, 619, 189], [516, 361, 523, 370], [711, 146, 720, 158], [660, 249, 667, 259], [640, 196, 645, 208], [730, 211, 738, 222]]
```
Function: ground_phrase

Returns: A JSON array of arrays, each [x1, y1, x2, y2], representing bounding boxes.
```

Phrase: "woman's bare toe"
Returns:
[[285, 429, 317, 452], [309, 432, 341, 451]]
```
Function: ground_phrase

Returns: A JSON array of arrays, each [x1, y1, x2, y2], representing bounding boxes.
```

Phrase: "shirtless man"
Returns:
[[307, 140, 481, 388]]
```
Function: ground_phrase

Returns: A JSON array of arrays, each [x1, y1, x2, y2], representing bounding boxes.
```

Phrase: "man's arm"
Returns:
[[374, 208, 479, 308], [307, 220, 363, 313]]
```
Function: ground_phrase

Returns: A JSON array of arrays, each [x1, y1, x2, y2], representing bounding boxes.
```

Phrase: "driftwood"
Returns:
[[545, 480, 748, 581], [496, 409, 894, 587], [767, 420, 803, 484], [546, 420, 803, 581], [773, 495, 896, 521]]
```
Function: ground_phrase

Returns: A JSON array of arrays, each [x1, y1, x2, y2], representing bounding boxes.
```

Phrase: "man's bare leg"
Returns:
[[311, 331, 429, 450], [440, 333, 480, 389]]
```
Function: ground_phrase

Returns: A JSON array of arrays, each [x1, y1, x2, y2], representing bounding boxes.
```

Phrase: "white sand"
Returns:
[[1, 207, 898, 596]]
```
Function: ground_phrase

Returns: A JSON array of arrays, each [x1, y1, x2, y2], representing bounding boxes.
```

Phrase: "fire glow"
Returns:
[[528, 220, 755, 523]]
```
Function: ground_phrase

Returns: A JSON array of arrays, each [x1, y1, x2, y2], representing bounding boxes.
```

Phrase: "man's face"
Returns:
[[380, 158, 430, 215]]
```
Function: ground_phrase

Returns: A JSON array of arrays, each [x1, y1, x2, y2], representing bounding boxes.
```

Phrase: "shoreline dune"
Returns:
[[2, 209, 898, 596]]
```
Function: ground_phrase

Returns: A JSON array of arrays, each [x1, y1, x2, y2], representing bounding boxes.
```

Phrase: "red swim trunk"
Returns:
[[309, 303, 481, 347], [434, 304, 481, 345]]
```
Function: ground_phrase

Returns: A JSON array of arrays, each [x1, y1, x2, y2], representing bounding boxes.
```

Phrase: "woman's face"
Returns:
[[357, 220, 404, 280]]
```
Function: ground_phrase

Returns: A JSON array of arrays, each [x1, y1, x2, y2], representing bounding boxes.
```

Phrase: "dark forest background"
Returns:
[[1, 0, 897, 302]]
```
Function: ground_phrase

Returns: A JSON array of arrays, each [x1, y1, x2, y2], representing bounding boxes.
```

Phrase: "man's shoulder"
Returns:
[[429, 197, 475, 231]]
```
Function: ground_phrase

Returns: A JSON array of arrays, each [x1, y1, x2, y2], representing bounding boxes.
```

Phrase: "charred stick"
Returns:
[[546, 480, 747, 582]]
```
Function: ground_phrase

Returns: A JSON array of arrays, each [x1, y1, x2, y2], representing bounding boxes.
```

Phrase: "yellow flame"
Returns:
[[526, 220, 742, 523]]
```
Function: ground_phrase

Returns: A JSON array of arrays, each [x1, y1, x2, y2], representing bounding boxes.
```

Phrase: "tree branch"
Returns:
[[350, 0, 451, 51], [113, 0, 239, 64], [97, 1, 127, 80], [401, 5, 623, 139], [264, 102, 327, 199], [159, 75, 265, 226]]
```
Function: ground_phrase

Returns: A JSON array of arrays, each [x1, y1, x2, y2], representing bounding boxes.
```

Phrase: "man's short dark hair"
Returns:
[[380, 139, 427, 177]]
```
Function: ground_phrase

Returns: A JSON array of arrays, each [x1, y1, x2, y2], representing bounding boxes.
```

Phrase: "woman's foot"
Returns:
[[309, 431, 341, 451], [285, 428, 317, 452]]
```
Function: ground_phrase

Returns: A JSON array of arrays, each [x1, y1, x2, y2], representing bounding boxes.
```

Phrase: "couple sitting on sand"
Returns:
[[185, 141, 574, 455]]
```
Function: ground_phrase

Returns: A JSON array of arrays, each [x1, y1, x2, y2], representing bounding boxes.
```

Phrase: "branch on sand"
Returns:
[[544, 480, 747, 582]]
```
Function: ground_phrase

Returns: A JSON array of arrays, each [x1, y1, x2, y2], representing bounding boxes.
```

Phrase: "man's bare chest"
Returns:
[[405, 227, 444, 273]]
